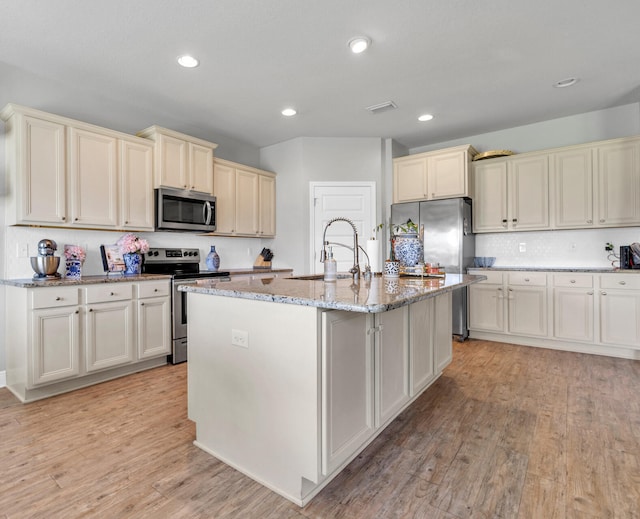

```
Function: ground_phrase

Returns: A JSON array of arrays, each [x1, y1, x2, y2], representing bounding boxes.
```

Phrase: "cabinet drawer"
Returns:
[[469, 269, 503, 284], [553, 274, 593, 288], [32, 287, 80, 309], [508, 272, 547, 286], [138, 281, 170, 299], [85, 283, 133, 303], [600, 274, 640, 290]]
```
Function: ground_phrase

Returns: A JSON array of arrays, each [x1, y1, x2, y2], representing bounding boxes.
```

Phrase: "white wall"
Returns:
[[410, 103, 640, 155], [260, 137, 385, 274]]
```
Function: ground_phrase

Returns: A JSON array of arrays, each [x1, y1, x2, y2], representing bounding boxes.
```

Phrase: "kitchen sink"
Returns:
[[287, 273, 352, 280]]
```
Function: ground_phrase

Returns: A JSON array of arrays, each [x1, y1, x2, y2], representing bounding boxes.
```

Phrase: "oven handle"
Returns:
[[203, 201, 212, 225]]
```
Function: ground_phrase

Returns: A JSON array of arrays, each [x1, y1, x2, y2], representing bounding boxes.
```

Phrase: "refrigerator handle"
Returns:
[[463, 217, 470, 236]]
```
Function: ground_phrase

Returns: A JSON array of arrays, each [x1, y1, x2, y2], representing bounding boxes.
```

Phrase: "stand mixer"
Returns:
[[30, 239, 61, 280]]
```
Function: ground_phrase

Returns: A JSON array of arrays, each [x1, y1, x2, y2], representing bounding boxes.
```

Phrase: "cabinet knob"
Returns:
[[183, 185, 188, 189], [125, 220, 128, 224], [141, 302, 145, 306], [570, 279, 576, 283], [587, 291, 593, 295], [89, 308, 93, 312], [74, 217, 79, 221], [508, 288, 513, 291], [61, 216, 66, 221], [601, 291, 607, 295], [154, 288, 158, 292], [110, 292, 115, 296], [512, 218, 518, 223], [586, 219, 593, 224], [619, 280, 626, 285], [75, 310, 79, 314], [524, 278, 530, 282], [600, 219, 605, 223]]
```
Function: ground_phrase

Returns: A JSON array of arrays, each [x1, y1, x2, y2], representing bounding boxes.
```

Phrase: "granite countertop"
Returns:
[[468, 266, 639, 273], [226, 267, 293, 275], [0, 273, 172, 288], [178, 273, 485, 313]]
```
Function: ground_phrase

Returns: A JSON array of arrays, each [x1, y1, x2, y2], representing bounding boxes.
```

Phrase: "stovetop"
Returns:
[[142, 247, 229, 279]]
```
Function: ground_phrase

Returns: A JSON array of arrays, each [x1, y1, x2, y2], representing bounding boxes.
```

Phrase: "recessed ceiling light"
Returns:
[[281, 108, 297, 117], [177, 55, 199, 68], [348, 37, 371, 54], [553, 77, 579, 88], [418, 114, 434, 122]]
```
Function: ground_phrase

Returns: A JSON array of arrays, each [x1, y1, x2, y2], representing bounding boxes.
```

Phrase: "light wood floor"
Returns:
[[1, 339, 639, 518]]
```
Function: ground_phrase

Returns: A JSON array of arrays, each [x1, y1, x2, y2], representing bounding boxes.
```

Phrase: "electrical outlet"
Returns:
[[519, 243, 526, 253], [231, 329, 249, 348], [605, 242, 614, 252], [16, 243, 29, 257], [247, 247, 253, 257]]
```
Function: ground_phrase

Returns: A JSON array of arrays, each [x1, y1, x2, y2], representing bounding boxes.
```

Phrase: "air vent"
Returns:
[[366, 101, 397, 114]]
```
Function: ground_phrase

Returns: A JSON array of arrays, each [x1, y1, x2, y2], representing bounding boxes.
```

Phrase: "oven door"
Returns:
[[156, 187, 216, 232]]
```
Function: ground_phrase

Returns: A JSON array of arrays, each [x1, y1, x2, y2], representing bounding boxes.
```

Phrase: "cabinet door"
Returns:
[[409, 298, 435, 396], [189, 142, 213, 194], [120, 138, 154, 231], [157, 133, 188, 189], [553, 288, 594, 342], [258, 174, 276, 237], [394, 157, 428, 202], [472, 161, 508, 232], [434, 292, 453, 373], [321, 311, 373, 475], [375, 307, 409, 427], [427, 150, 468, 199], [31, 306, 80, 386], [596, 140, 640, 226], [468, 283, 505, 332], [18, 115, 67, 225], [68, 127, 118, 227], [137, 297, 171, 359], [599, 290, 640, 348], [552, 148, 594, 228], [235, 168, 259, 235], [213, 162, 237, 234], [507, 286, 547, 336], [85, 300, 134, 372], [509, 154, 550, 230]]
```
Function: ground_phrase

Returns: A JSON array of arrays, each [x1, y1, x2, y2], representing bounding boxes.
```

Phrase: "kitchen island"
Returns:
[[180, 273, 484, 506]]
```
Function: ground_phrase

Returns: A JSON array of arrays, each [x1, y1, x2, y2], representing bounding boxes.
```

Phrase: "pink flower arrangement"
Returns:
[[117, 233, 150, 255], [64, 244, 86, 262]]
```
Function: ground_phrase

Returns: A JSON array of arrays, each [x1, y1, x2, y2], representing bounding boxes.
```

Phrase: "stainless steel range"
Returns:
[[142, 247, 230, 364]]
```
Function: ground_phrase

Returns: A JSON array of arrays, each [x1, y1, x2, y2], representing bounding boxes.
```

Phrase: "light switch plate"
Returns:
[[231, 329, 249, 348]]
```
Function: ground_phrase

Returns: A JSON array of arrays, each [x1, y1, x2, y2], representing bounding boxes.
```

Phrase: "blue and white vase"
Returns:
[[123, 253, 142, 275], [206, 246, 220, 271], [384, 260, 400, 278], [393, 233, 424, 267], [65, 259, 82, 279]]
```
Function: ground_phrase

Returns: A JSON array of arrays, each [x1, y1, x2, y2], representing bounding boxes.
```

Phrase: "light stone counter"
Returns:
[[0, 273, 171, 288], [178, 273, 485, 313], [469, 266, 640, 273]]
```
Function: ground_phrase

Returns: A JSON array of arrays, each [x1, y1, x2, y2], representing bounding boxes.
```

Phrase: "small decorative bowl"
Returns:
[[473, 257, 496, 268]]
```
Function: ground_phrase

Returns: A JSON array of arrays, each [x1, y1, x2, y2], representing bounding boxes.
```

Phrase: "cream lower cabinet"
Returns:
[[434, 291, 453, 372], [213, 158, 277, 237], [599, 275, 640, 348], [5, 280, 171, 402], [30, 287, 81, 386], [552, 274, 594, 342], [469, 270, 640, 359]]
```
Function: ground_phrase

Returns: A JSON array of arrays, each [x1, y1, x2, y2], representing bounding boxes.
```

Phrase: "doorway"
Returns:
[[309, 182, 376, 275]]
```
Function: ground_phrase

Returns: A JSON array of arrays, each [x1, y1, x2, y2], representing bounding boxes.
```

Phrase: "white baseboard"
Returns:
[[0, 370, 6, 388]]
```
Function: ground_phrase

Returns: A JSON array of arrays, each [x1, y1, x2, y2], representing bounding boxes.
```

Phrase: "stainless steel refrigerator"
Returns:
[[391, 198, 475, 339]]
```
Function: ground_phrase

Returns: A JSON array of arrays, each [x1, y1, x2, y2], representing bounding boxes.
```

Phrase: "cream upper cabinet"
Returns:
[[551, 147, 594, 228], [473, 153, 549, 232], [472, 161, 509, 233], [596, 139, 640, 226], [68, 126, 119, 228], [119, 137, 154, 231], [137, 125, 217, 194], [393, 144, 476, 203], [0, 112, 67, 225], [1, 104, 154, 231], [235, 168, 260, 235], [212, 160, 236, 234], [212, 158, 277, 238]]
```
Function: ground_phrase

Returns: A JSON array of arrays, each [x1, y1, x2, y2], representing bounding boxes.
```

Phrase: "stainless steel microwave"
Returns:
[[155, 187, 216, 232]]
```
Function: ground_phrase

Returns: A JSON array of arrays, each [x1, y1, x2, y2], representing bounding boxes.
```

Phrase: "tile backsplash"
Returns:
[[476, 227, 640, 269]]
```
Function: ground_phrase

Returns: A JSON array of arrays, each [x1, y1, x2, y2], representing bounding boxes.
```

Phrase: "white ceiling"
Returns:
[[2, 0, 640, 150]]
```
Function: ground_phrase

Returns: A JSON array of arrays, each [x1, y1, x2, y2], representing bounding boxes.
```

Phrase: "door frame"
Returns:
[[309, 181, 377, 274]]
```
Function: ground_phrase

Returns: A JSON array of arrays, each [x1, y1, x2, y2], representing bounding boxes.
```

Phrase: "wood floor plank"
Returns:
[[1, 339, 640, 518]]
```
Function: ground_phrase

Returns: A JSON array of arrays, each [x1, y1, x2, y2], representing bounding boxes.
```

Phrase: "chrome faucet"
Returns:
[[320, 217, 361, 281]]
